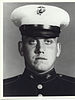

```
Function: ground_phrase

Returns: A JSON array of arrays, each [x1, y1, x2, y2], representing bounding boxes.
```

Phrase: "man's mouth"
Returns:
[[35, 57, 47, 60]]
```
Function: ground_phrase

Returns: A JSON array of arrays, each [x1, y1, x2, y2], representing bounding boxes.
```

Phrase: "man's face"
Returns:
[[19, 35, 61, 73]]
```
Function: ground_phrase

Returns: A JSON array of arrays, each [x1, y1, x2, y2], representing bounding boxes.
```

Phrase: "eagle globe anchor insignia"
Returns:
[[37, 6, 46, 15]]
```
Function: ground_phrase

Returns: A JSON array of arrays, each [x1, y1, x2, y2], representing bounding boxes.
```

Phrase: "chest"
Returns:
[[14, 77, 75, 96]]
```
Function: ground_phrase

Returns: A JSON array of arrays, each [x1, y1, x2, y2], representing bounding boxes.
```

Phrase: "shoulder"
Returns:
[[56, 73, 75, 83], [3, 74, 22, 85]]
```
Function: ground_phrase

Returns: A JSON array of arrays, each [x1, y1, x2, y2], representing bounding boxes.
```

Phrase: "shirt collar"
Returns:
[[23, 68, 57, 83]]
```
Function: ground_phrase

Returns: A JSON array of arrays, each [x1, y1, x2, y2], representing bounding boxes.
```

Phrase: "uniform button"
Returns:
[[37, 84, 43, 89], [38, 94, 43, 96]]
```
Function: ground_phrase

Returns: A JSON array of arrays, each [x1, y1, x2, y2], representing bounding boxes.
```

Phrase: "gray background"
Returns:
[[3, 2, 75, 79]]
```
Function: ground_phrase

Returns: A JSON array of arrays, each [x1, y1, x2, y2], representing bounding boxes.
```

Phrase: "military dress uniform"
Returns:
[[3, 4, 75, 96], [4, 68, 75, 96]]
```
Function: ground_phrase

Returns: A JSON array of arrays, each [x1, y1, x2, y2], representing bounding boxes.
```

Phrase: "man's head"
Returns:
[[18, 35, 61, 74], [11, 4, 70, 74]]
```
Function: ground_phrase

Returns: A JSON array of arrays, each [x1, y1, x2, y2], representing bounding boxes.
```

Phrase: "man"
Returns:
[[3, 4, 75, 96]]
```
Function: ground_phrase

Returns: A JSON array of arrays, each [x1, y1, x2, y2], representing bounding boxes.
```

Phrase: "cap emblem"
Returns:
[[37, 6, 46, 15]]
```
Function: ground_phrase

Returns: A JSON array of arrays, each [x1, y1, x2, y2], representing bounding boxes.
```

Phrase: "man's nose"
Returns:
[[34, 42, 45, 54]]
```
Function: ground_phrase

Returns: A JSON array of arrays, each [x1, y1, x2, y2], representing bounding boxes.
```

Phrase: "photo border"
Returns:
[[1, 0, 75, 99]]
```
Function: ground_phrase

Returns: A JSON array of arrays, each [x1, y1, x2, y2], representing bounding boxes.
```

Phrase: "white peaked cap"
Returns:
[[11, 4, 70, 30]]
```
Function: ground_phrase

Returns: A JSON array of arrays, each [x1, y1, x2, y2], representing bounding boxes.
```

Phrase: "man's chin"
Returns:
[[28, 67, 47, 74], [32, 65, 54, 74], [31, 67, 51, 74]]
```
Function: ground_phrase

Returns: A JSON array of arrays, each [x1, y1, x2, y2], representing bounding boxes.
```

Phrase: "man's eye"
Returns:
[[29, 39, 37, 45], [44, 39, 54, 45]]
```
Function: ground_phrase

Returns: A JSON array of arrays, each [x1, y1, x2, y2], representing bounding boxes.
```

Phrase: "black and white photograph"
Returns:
[[3, 2, 75, 97]]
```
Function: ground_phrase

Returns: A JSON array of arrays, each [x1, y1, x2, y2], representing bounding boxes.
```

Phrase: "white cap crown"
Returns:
[[11, 4, 70, 30]]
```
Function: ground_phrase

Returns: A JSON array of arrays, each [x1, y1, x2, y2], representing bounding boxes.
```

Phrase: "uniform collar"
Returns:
[[23, 68, 57, 83]]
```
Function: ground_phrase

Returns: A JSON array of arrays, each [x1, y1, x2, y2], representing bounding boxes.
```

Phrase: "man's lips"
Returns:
[[35, 57, 47, 60]]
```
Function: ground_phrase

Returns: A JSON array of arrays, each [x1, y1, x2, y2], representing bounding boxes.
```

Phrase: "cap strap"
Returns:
[[19, 25, 60, 38]]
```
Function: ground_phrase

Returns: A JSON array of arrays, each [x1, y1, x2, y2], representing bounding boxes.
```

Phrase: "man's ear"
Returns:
[[56, 43, 61, 57], [18, 41, 24, 56]]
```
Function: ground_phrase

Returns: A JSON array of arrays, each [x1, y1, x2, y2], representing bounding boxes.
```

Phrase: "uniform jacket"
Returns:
[[3, 68, 75, 96]]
